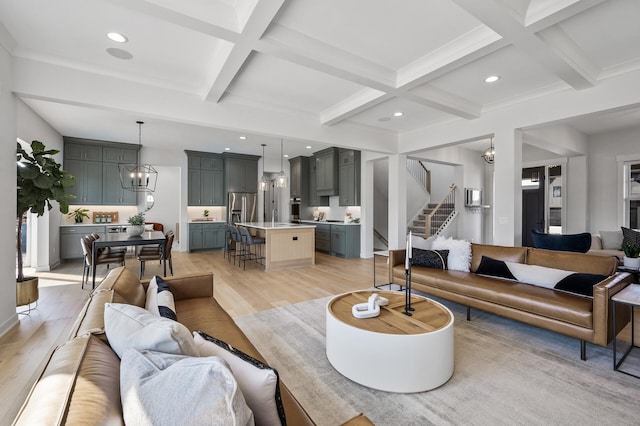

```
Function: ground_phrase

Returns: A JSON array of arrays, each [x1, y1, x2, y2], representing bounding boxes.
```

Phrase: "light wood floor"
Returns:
[[0, 250, 390, 424]]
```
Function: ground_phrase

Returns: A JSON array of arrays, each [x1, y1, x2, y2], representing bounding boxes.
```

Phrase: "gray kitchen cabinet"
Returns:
[[289, 156, 309, 199], [314, 147, 339, 196], [186, 151, 225, 206], [64, 142, 103, 161], [338, 149, 361, 206], [102, 163, 137, 205], [102, 146, 138, 163], [60, 225, 106, 259], [189, 223, 225, 251], [64, 138, 140, 205], [65, 159, 103, 205], [223, 153, 259, 193], [309, 156, 329, 207], [330, 224, 360, 258]]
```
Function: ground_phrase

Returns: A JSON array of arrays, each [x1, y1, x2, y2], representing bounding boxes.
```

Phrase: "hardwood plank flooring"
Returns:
[[0, 250, 386, 424]]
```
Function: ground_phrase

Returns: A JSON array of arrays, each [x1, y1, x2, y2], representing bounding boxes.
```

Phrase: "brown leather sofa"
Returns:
[[14, 267, 371, 425], [389, 244, 633, 360]]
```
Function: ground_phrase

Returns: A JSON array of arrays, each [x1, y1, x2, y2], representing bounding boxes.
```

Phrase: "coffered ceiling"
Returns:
[[1, 0, 639, 159]]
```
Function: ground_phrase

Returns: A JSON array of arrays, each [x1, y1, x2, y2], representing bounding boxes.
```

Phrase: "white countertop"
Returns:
[[237, 222, 317, 230], [300, 220, 360, 226], [189, 220, 226, 224]]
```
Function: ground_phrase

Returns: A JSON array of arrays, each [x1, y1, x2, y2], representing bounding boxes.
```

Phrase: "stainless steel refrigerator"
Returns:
[[228, 192, 257, 225]]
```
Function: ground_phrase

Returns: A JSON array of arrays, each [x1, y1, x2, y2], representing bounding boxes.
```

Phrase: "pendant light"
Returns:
[[481, 136, 495, 164], [258, 143, 268, 191], [276, 138, 288, 188], [119, 121, 159, 192]]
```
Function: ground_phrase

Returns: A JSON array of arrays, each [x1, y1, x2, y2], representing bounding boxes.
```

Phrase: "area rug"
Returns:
[[234, 294, 640, 425]]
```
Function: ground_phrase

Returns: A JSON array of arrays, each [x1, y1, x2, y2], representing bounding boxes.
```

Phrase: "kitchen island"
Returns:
[[236, 222, 316, 271]]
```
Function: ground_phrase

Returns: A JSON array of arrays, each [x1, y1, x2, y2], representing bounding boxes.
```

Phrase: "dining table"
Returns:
[[91, 230, 166, 288]]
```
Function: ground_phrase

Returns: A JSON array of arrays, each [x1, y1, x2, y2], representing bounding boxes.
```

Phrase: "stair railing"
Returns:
[[406, 159, 431, 194], [373, 228, 388, 248], [425, 184, 457, 237]]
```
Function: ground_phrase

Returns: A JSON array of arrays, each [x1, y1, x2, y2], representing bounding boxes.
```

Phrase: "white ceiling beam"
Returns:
[[320, 89, 392, 126], [102, 0, 240, 42], [204, 0, 286, 103], [452, 0, 597, 90], [406, 85, 481, 120], [525, 0, 608, 31], [0, 21, 17, 54]]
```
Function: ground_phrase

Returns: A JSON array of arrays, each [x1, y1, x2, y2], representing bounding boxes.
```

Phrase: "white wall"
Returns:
[[17, 100, 64, 270], [588, 126, 640, 233], [0, 45, 18, 337]]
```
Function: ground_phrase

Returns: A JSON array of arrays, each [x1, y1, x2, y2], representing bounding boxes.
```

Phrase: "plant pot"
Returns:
[[16, 277, 39, 307], [623, 256, 640, 270], [126, 225, 145, 237]]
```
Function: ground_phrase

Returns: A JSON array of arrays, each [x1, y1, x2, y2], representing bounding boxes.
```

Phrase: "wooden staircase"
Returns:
[[409, 184, 457, 238]]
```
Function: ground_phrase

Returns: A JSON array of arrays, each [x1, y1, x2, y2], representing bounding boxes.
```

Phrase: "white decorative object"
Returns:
[[126, 225, 144, 237], [623, 256, 640, 270], [432, 236, 472, 272], [351, 294, 389, 319]]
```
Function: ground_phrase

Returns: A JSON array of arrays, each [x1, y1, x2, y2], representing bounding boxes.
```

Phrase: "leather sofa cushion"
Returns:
[[95, 267, 146, 308], [14, 335, 122, 426], [527, 248, 617, 276], [68, 289, 128, 342], [403, 266, 593, 328], [470, 244, 527, 272]]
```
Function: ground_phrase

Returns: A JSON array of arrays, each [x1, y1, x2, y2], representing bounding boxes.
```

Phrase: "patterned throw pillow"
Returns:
[[621, 227, 640, 248], [411, 248, 449, 269], [155, 276, 177, 321]]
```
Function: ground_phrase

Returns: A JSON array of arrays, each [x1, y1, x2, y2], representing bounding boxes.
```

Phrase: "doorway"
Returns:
[[522, 166, 545, 247]]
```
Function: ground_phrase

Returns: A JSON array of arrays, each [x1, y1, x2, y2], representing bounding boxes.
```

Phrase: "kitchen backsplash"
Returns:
[[311, 197, 360, 221], [187, 206, 226, 222], [62, 206, 138, 225]]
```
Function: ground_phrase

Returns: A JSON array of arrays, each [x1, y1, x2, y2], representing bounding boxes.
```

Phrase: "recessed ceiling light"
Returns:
[[239, 136, 247, 140], [107, 32, 128, 43], [283, 154, 289, 158], [224, 147, 231, 151], [484, 75, 500, 83], [306, 145, 312, 149], [393, 112, 404, 117]]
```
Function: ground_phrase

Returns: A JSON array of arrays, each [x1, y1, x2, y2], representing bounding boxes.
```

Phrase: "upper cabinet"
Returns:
[[64, 138, 139, 206], [314, 147, 339, 196], [186, 151, 224, 206], [289, 156, 309, 199], [338, 149, 361, 206], [308, 155, 329, 207], [223, 153, 259, 193]]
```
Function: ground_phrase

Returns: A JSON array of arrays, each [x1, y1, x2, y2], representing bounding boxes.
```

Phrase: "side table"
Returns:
[[373, 250, 391, 289], [612, 284, 640, 378]]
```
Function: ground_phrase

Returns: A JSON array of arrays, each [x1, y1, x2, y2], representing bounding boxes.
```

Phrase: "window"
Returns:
[[627, 162, 640, 228]]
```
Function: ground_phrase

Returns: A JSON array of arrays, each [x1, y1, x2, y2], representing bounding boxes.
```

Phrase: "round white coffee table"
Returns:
[[326, 290, 454, 393]]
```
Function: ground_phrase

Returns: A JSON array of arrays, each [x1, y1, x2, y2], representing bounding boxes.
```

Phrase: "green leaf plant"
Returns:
[[17, 140, 75, 282]]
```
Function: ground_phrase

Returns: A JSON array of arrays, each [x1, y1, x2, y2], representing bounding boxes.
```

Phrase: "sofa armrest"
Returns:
[[388, 249, 406, 283], [592, 272, 632, 345], [591, 234, 603, 250], [142, 272, 214, 301]]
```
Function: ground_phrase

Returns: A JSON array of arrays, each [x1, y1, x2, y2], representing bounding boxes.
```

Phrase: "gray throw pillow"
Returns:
[[621, 227, 640, 248]]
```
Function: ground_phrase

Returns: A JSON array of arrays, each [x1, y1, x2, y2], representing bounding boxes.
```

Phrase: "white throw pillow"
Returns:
[[120, 349, 254, 426], [104, 303, 199, 359], [194, 331, 286, 426], [144, 223, 154, 231], [431, 236, 471, 272], [599, 230, 623, 250], [411, 234, 434, 250], [145, 277, 159, 316]]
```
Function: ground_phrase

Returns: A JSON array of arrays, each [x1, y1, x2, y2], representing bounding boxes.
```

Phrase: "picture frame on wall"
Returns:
[[553, 186, 561, 197]]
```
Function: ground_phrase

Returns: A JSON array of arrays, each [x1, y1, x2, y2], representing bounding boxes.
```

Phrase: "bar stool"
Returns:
[[238, 226, 265, 270], [224, 224, 237, 263], [227, 225, 244, 266]]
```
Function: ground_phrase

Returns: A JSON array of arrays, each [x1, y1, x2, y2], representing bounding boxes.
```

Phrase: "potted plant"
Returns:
[[17, 140, 75, 307], [126, 212, 146, 236], [204, 209, 210, 218], [69, 207, 90, 224], [622, 242, 640, 269]]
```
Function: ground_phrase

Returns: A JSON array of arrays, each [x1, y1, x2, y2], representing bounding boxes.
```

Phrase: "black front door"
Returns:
[[522, 166, 545, 247]]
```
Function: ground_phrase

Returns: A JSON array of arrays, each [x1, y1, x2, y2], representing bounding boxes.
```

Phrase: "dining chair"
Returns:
[[137, 231, 174, 278], [80, 235, 125, 289]]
